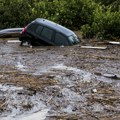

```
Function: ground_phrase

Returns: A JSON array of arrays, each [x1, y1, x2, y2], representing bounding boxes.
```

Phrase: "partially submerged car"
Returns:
[[0, 28, 23, 38], [19, 18, 80, 46]]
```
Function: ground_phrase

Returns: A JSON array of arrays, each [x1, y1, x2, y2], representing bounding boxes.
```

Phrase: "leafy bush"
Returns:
[[0, 0, 120, 39], [81, 5, 120, 39], [0, 0, 32, 28]]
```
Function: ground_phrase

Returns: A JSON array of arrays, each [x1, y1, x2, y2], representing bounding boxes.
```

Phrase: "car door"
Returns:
[[54, 32, 69, 46], [39, 27, 55, 45]]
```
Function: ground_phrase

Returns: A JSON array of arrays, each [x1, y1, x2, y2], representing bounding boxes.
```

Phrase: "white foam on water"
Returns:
[[34, 63, 91, 78], [16, 62, 28, 71], [20, 109, 50, 120], [51, 63, 81, 73], [52, 64, 92, 82], [0, 84, 49, 120], [0, 84, 23, 92], [1, 108, 50, 120], [61, 88, 85, 102]]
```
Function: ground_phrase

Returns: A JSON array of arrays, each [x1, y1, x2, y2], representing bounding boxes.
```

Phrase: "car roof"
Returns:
[[34, 18, 75, 36]]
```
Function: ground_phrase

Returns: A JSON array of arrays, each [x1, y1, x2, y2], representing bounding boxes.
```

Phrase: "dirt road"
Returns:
[[0, 38, 120, 120]]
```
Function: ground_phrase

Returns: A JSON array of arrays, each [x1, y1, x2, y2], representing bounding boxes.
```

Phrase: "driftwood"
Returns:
[[7, 40, 21, 43], [108, 41, 120, 45], [81, 46, 107, 49]]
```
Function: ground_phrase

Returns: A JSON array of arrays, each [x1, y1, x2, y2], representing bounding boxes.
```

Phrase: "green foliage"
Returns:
[[95, 0, 120, 11], [0, 0, 120, 39], [81, 5, 120, 39], [0, 0, 32, 28]]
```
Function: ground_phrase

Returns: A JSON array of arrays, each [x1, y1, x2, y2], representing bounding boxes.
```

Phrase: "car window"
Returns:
[[35, 25, 43, 35], [41, 27, 53, 41], [27, 23, 38, 32], [55, 33, 68, 45]]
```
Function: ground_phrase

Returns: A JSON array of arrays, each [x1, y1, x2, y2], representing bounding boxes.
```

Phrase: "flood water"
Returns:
[[0, 39, 120, 119]]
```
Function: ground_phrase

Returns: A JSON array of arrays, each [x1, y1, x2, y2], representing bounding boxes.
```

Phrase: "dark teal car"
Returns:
[[19, 18, 80, 46]]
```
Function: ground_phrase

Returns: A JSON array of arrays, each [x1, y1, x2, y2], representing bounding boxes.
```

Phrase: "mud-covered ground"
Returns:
[[0, 38, 120, 120]]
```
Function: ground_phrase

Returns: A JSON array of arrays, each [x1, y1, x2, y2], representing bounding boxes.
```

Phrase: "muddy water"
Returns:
[[0, 39, 120, 119], [0, 84, 48, 119]]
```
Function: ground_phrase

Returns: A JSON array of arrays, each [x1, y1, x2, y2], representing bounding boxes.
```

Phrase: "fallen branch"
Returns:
[[0, 101, 6, 109]]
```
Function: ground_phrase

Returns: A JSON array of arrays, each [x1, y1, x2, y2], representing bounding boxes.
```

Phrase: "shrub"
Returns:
[[81, 5, 120, 39], [0, 0, 120, 39], [0, 0, 32, 28]]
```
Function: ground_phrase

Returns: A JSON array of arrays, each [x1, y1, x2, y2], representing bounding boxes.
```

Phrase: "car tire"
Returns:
[[26, 39, 32, 46], [20, 40, 24, 46], [20, 39, 32, 46]]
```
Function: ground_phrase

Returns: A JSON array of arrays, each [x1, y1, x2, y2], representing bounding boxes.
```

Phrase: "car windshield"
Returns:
[[68, 35, 80, 45]]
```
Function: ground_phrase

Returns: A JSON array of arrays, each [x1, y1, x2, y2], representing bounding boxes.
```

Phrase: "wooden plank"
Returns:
[[108, 41, 120, 45], [81, 46, 107, 49], [7, 40, 21, 43]]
